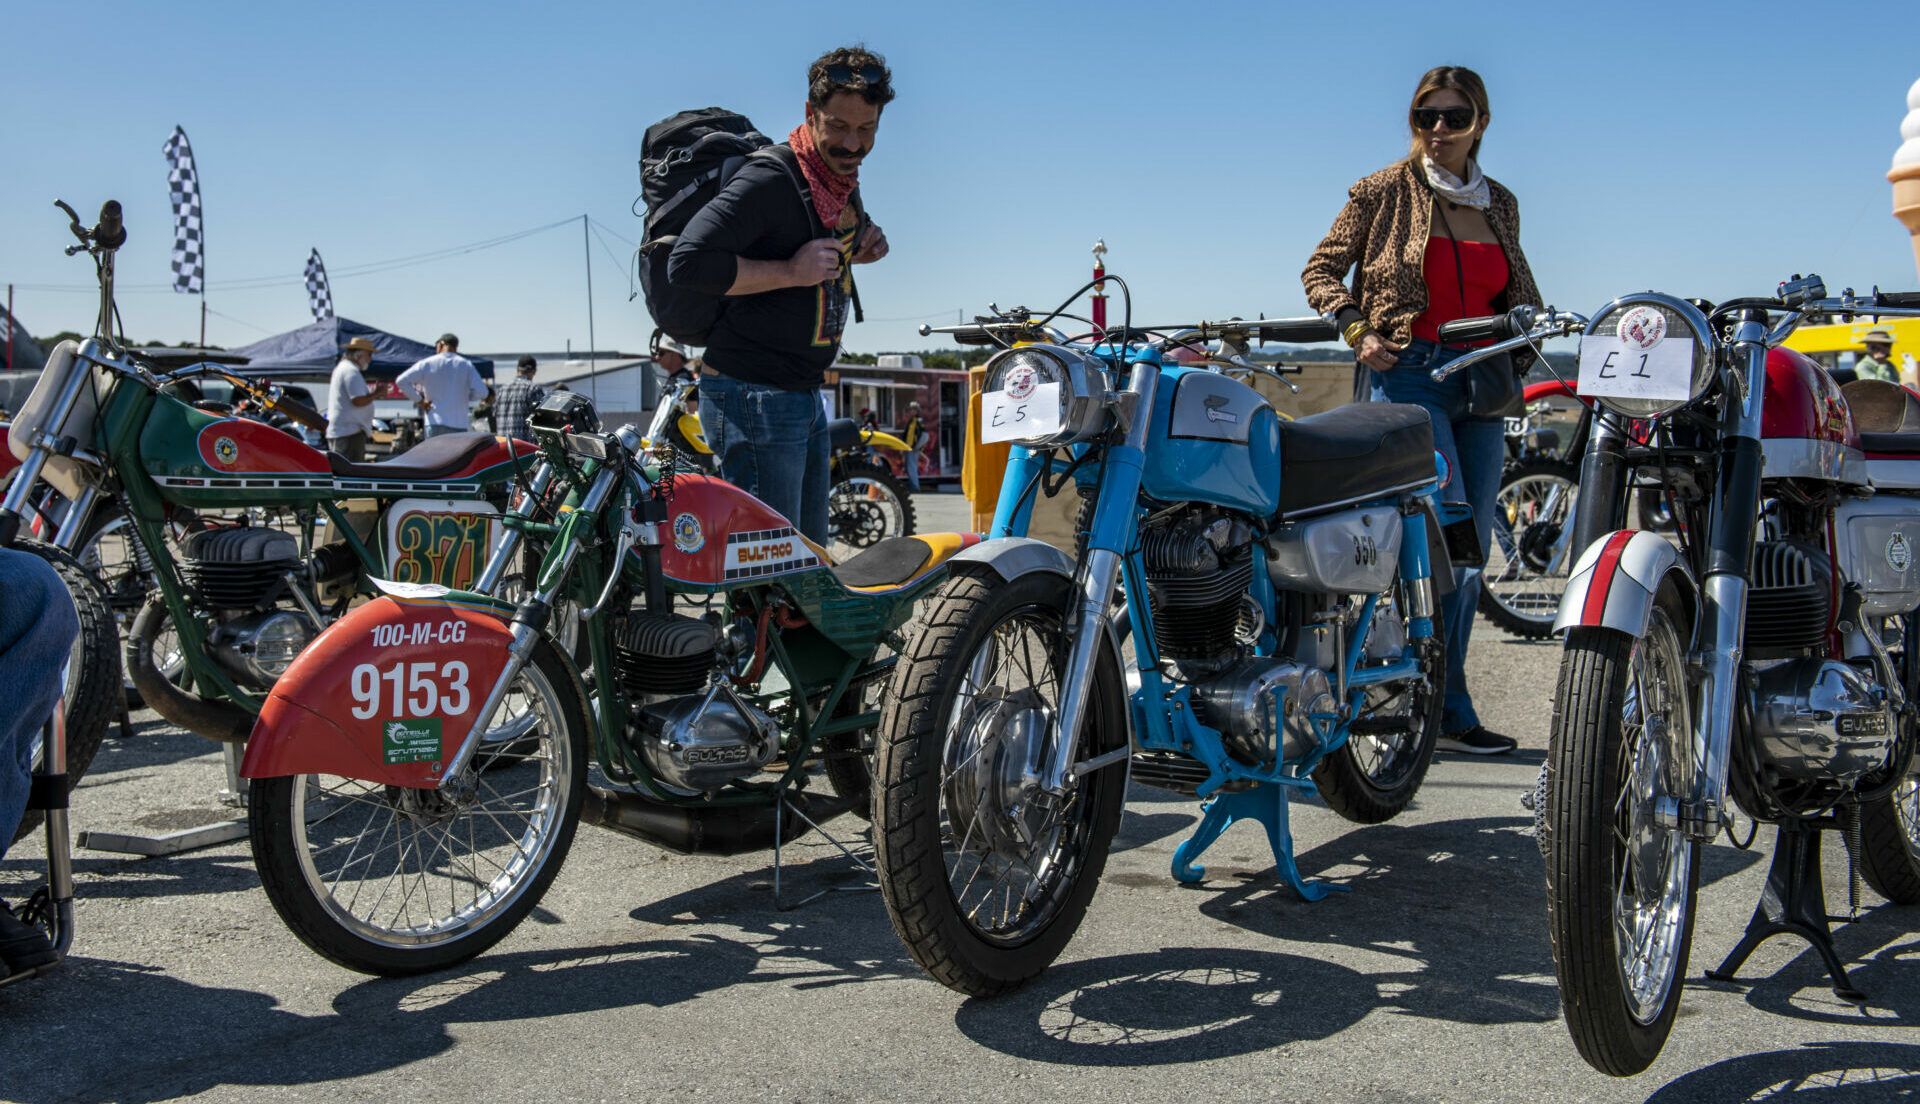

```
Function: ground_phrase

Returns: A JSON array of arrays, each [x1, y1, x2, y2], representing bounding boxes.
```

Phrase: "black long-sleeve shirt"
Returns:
[[667, 151, 857, 391]]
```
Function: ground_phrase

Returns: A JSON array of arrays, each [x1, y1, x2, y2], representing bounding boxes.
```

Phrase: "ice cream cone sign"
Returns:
[[1894, 76, 1920, 282]]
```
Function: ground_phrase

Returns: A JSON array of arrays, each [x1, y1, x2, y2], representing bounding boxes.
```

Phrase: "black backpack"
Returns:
[[636, 107, 863, 347]]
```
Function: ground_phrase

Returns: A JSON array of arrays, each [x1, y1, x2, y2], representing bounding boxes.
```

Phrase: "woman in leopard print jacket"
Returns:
[[1301, 65, 1542, 757]]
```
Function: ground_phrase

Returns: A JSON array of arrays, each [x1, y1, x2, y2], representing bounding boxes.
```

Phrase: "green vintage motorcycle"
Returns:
[[0, 200, 560, 776], [242, 391, 980, 974]]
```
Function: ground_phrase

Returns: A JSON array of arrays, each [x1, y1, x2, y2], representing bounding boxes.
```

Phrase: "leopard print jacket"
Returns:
[[1302, 160, 1542, 374]]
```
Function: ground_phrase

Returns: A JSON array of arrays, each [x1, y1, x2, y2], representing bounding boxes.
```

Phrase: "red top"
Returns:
[[1412, 237, 1510, 344]]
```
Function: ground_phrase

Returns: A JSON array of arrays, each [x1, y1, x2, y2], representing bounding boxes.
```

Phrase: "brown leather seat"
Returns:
[[1841, 380, 1920, 454]]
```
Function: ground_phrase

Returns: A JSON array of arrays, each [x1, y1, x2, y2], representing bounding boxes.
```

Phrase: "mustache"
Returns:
[[825, 147, 866, 160]]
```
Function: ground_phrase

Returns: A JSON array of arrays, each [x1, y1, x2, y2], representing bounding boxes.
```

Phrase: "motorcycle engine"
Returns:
[[1141, 507, 1255, 680], [1747, 658, 1898, 786], [1190, 657, 1335, 769], [1744, 540, 1832, 659], [619, 610, 780, 794], [183, 525, 319, 689]]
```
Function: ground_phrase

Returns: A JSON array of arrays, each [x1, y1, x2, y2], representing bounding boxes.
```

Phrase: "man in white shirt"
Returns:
[[325, 336, 378, 460], [396, 332, 491, 438]]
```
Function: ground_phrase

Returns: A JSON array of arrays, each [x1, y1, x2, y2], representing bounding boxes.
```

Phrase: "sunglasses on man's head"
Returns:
[[822, 62, 887, 86], [1412, 106, 1476, 131]]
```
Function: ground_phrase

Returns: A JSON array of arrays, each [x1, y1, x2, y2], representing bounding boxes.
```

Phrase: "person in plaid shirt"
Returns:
[[492, 355, 548, 442]]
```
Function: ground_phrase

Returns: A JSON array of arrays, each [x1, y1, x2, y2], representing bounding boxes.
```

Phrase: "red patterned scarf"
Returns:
[[788, 122, 858, 231]]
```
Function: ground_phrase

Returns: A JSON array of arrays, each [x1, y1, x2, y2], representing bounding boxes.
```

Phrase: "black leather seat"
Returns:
[[828, 417, 862, 452], [1276, 403, 1436, 516], [832, 536, 932, 588], [329, 431, 499, 479], [1842, 380, 1920, 454]]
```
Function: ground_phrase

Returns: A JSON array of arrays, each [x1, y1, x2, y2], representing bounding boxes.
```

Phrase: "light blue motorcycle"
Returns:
[[870, 288, 1474, 995]]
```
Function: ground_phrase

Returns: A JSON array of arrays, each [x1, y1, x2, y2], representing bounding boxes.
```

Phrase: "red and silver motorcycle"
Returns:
[[1436, 278, 1920, 1076]]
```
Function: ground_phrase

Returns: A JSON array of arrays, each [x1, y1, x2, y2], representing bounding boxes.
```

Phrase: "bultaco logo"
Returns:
[[213, 436, 240, 465], [672, 512, 705, 553], [1617, 306, 1668, 351], [723, 526, 821, 581]]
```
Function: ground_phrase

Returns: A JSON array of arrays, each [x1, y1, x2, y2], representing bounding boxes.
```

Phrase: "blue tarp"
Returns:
[[231, 316, 494, 381]]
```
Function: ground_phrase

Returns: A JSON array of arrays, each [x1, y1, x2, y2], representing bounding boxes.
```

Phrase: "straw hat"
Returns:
[[343, 336, 376, 354], [1862, 328, 1895, 346]]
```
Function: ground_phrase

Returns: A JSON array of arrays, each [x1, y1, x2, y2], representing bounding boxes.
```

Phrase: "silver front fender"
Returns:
[[1553, 529, 1698, 640]]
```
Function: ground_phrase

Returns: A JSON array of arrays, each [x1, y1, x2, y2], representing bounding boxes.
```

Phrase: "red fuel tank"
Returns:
[[657, 474, 828, 588], [1762, 347, 1858, 446]]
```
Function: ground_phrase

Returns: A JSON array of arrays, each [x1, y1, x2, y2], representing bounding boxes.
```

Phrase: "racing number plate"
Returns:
[[979, 382, 1061, 444], [383, 498, 501, 589]]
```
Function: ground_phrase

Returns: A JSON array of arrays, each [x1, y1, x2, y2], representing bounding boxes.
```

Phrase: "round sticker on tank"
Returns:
[[1003, 364, 1039, 400], [1889, 531, 1912, 573], [1617, 306, 1669, 351], [672, 512, 705, 554], [213, 436, 239, 465]]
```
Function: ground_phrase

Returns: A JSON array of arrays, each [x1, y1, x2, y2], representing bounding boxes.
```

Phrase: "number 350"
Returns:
[[350, 661, 470, 719]]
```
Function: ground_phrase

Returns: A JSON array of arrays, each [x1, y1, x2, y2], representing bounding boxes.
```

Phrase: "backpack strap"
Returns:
[[754, 145, 865, 324]]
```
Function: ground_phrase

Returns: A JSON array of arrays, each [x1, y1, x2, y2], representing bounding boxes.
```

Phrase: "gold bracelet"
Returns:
[[1342, 319, 1372, 348]]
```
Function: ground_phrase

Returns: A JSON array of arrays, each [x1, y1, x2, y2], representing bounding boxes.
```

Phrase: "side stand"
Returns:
[[78, 742, 249, 857], [1707, 819, 1867, 1003], [1170, 782, 1347, 901], [771, 795, 876, 912], [6, 710, 74, 988]]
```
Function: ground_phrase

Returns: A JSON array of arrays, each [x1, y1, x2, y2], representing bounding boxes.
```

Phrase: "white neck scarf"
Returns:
[[1422, 155, 1491, 210]]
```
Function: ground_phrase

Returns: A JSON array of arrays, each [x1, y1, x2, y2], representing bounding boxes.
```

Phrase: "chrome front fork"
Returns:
[[471, 461, 555, 596]]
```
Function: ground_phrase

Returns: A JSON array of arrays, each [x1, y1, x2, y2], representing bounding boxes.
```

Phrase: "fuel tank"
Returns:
[[1140, 366, 1283, 515], [658, 474, 828, 590], [1760, 347, 1866, 485]]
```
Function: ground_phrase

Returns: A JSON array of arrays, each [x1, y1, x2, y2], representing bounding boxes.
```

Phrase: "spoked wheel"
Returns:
[[13, 539, 118, 845], [249, 638, 588, 975], [827, 459, 916, 563], [1547, 585, 1698, 1077], [1314, 582, 1445, 824], [873, 570, 1126, 996], [1860, 615, 1920, 903], [1480, 459, 1579, 639]]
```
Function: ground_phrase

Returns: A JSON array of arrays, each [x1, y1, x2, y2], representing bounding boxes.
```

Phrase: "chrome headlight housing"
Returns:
[[1577, 293, 1714, 419], [978, 344, 1110, 449]]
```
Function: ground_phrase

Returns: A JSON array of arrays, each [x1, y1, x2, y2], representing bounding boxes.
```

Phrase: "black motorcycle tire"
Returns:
[[828, 458, 916, 554], [1314, 583, 1446, 825], [249, 637, 588, 975], [1546, 586, 1700, 1077], [11, 540, 119, 845], [1479, 458, 1579, 640], [1857, 782, 1920, 905], [873, 568, 1126, 996]]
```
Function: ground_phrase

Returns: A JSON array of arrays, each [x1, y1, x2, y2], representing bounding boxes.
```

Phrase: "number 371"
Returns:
[[350, 661, 470, 719]]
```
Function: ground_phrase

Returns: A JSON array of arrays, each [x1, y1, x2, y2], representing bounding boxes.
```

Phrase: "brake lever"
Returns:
[[1213, 356, 1300, 393]]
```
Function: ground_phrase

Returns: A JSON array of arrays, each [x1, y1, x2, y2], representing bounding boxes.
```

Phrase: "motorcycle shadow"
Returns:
[[1, 941, 757, 1104], [1641, 1040, 1920, 1104], [1192, 814, 1563, 1027], [951, 946, 1375, 1066], [0, 852, 259, 902]]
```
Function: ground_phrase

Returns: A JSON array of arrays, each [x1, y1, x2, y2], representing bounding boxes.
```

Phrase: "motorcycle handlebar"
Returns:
[[1254, 318, 1339, 344], [1436, 312, 1519, 344], [1876, 291, 1920, 309], [93, 200, 126, 250]]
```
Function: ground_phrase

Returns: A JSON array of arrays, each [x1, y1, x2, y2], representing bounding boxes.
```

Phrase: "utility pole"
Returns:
[[6, 284, 13, 372], [583, 214, 597, 405]]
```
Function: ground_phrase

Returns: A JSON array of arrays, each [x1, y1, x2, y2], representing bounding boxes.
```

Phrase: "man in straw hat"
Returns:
[[327, 335, 379, 461], [1858, 328, 1899, 383]]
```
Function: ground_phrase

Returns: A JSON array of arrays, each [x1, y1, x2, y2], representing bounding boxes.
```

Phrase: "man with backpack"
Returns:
[[665, 47, 893, 545]]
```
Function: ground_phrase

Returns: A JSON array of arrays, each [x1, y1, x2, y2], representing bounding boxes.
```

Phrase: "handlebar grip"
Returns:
[[1436, 313, 1517, 344], [949, 326, 998, 346], [1255, 318, 1339, 344], [1874, 291, 1920, 308], [93, 200, 126, 249]]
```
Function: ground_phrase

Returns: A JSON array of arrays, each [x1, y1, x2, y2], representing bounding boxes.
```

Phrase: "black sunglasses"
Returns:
[[1412, 106, 1476, 131], [822, 62, 888, 87]]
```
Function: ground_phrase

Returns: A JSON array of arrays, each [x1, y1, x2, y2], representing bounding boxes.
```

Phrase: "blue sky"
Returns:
[[3, 0, 1916, 356]]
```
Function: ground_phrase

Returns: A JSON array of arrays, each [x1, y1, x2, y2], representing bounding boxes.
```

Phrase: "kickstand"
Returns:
[[1707, 818, 1867, 1003], [6, 711, 75, 989], [771, 795, 876, 912], [1170, 782, 1348, 901]]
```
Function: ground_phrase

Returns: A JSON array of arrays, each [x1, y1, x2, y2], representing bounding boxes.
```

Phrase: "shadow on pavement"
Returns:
[[1642, 1041, 1920, 1103], [1, 939, 759, 1104], [1715, 916, 1920, 1027], [952, 947, 1374, 1066]]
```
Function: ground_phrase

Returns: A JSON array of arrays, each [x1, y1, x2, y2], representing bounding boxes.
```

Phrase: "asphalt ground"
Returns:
[[4, 489, 1917, 1103]]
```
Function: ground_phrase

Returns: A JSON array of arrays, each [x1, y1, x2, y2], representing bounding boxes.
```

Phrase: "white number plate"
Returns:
[[979, 382, 1062, 444], [1578, 335, 1693, 403]]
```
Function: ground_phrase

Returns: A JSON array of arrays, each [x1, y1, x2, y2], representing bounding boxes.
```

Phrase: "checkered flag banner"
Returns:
[[162, 126, 204, 294], [304, 249, 334, 321]]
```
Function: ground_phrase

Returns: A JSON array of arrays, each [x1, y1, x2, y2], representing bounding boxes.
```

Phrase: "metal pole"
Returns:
[[583, 215, 597, 405], [7, 283, 13, 372], [200, 296, 207, 348]]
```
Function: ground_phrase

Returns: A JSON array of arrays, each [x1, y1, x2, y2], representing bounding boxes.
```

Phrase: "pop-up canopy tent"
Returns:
[[232, 316, 494, 381], [2, 305, 46, 376]]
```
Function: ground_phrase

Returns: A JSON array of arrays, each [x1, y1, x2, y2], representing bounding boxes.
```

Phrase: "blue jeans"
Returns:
[[423, 423, 466, 440], [702, 376, 831, 545], [1373, 339, 1506, 733], [0, 548, 81, 860], [904, 448, 921, 492]]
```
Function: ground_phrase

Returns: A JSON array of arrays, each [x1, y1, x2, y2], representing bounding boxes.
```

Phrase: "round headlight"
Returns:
[[243, 611, 316, 683], [1576, 294, 1714, 420], [979, 345, 1109, 449]]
